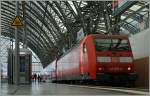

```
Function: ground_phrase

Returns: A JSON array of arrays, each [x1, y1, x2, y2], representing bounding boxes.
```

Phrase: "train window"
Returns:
[[83, 43, 87, 53], [115, 40, 131, 51], [94, 39, 130, 51], [94, 39, 111, 51]]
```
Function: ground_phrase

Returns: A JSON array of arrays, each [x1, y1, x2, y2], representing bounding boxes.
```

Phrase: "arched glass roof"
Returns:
[[1, 1, 149, 67]]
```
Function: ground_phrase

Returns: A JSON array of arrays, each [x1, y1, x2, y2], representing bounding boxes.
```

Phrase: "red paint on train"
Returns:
[[51, 34, 137, 84]]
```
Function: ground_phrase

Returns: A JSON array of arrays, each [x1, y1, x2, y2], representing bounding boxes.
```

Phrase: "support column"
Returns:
[[22, 1, 27, 48], [14, 1, 20, 85]]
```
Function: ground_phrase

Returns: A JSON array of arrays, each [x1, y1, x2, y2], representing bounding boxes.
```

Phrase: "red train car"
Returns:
[[52, 34, 137, 85]]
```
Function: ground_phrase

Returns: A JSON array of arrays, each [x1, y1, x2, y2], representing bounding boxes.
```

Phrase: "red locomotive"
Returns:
[[51, 34, 137, 86]]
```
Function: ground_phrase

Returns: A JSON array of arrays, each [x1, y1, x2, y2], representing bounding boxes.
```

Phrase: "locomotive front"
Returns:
[[93, 35, 137, 85]]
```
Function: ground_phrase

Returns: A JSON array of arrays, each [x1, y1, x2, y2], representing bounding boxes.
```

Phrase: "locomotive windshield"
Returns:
[[94, 39, 131, 51]]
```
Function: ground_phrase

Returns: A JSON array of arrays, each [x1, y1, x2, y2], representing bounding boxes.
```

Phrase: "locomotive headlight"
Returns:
[[97, 57, 111, 62], [127, 67, 131, 71], [120, 57, 133, 62], [98, 67, 102, 70]]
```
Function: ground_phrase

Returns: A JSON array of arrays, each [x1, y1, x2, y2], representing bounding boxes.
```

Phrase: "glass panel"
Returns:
[[20, 56, 26, 72], [94, 39, 130, 51]]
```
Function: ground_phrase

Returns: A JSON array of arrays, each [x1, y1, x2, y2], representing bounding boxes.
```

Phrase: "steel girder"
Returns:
[[1, 29, 53, 67], [1, 1, 149, 68], [1, 2, 48, 49], [1, 1, 60, 67], [108, 2, 149, 33], [1, 1, 77, 67], [72, 1, 109, 34], [2, 9, 51, 52], [1, 26, 55, 68], [3, 24, 55, 62]]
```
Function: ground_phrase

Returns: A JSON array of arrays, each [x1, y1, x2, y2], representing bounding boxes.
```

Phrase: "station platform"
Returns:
[[1, 82, 149, 95], [0, 1, 149, 96]]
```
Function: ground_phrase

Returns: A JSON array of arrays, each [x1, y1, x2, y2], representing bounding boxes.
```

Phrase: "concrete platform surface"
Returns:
[[1, 82, 149, 95]]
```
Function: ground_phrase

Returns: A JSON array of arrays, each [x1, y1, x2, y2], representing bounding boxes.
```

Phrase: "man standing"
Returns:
[[34, 73, 37, 82]]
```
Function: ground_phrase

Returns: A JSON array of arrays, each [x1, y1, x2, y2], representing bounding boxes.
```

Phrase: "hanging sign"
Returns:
[[76, 28, 84, 41], [11, 16, 23, 27]]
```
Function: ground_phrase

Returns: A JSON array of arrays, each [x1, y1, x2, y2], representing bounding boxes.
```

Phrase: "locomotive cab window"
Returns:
[[94, 39, 131, 51]]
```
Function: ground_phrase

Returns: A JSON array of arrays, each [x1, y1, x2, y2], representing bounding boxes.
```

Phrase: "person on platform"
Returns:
[[37, 74, 41, 82], [34, 73, 37, 82]]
